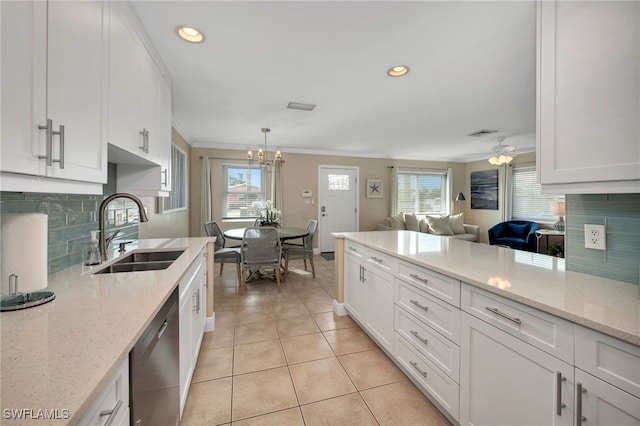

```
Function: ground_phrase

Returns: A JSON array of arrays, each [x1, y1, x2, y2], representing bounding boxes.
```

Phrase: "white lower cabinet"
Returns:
[[78, 356, 130, 426], [343, 246, 395, 353], [574, 369, 640, 425], [178, 249, 206, 417], [460, 312, 574, 426]]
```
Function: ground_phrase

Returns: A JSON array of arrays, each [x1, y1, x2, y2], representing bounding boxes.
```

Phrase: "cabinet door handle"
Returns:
[[54, 124, 65, 169], [370, 256, 383, 263], [348, 246, 358, 253], [100, 399, 123, 426], [162, 168, 168, 186], [38, 118, 53, 166], [556, 371, 566, 415], [576, 382, 587, 424], [410, 273, 429, 284], [145, 129, 150, 153], [139, 128, 147, 152], [410, 299, 429, 312], [361, 265, 366, 282], [485, 306, 522, 325], [193, 288, 200, 313], [409, 360, 427, 378], [410, 330, 428, 345]]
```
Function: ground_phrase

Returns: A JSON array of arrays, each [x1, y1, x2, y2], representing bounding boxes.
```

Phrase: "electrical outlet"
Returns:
[[584, 224, 606, 250]]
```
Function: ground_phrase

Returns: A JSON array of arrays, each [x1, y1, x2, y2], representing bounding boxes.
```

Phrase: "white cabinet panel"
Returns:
[[78, 356, 129, 426], [537, 0, 640, 193], [344, 251, 366, 323], [460, 312, 574, 426], [364, 263, 394, 353]]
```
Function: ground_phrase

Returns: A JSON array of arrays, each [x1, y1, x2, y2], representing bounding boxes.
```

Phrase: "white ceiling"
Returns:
[[132, 1, 537, 162]]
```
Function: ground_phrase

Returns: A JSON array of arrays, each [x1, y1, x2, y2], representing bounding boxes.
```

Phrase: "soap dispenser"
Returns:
[[85, 231, 102, 265]]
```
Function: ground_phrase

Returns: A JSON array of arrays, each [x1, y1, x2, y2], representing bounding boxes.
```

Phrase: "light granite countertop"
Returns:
[[335, 231, 640, 347], [0, 237, 211, 425]]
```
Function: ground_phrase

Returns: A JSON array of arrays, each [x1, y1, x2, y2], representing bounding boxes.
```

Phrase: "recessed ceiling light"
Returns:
[[387, 65, 409, 77], [176, 26, 205, 43]]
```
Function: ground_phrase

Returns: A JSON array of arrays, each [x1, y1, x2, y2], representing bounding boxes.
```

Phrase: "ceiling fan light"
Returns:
[[488, 156, 500, 165]]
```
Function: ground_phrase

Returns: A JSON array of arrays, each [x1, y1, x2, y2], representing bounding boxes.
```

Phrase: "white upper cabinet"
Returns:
[[537, 0, 640, 194], [108, 3, 172, 196], [1, 0, 108, 192]]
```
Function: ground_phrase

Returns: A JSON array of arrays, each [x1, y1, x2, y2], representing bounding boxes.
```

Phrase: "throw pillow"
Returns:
[[388, 213, 406, 230], [419, 218, 430, 233], [508, 223, 529, 238], [449, 213, 466, 234], [405, 213, 420, 232], [426, 215, 454, 236]]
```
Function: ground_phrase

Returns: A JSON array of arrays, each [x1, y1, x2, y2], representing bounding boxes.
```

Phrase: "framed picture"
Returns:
[[366, 178, 383, 198], [470, 170, 498, 210]]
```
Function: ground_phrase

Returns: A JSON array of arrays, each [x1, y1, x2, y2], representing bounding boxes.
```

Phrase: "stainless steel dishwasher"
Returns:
[[130, 288, 179, 426]]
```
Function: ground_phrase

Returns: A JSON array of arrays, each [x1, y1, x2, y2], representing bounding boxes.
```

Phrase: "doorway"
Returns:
[[318, 166, 359, 253]]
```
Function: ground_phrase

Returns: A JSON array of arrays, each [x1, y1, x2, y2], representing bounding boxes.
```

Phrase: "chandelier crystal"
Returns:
[[247, 128, 283, 167]]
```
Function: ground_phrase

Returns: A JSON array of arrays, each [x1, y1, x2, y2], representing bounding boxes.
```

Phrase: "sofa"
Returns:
[[488, 220, 540, 252], [376, 213, 480, 242]]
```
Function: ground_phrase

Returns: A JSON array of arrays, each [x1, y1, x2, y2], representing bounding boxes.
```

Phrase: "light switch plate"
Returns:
[[584, 224, 606, 250]]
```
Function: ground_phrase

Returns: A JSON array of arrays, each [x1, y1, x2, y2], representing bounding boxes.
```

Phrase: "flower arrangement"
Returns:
[[259, 200, 281, 226]]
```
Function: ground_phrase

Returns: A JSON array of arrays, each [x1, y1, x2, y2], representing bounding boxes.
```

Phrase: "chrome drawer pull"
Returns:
[[556, 371, 566, 415], [485, 306, 521, 325], [100, 399, 123, 426], [410, 330, 428, 345], [348, 246, 358, 253], [410, 273, 429, 284], [410, 299, 429, 312], [409, 361, 427, 378], [370, 256, 383, 263]]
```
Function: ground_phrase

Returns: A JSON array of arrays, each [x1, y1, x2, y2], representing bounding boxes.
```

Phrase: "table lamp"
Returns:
[[550, 201, 565, 231], [455, 193, 466, 214]]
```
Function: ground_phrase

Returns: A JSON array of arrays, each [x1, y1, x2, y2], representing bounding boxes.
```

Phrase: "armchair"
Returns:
[[488, 220, 540, 252]]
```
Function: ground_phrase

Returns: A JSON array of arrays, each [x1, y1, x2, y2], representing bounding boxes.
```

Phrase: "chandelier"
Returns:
[[247, 128, 283, 167]]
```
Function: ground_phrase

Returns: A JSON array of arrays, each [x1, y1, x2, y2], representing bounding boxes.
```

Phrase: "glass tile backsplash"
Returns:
[[0, 164, 140, 274], [565, 193, 640, 284]]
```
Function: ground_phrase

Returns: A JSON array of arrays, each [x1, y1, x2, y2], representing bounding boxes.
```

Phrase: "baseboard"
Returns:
[[205, 315, 215, 332], [333, 299, 348, 316]]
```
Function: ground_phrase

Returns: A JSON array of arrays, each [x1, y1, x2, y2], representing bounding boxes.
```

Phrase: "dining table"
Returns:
[[223, 226, 309, 243], [223, 226, 309, 282]]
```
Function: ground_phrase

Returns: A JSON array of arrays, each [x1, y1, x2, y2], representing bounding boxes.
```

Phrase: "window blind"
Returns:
[[511, 166, 560, 221], [395, 169, 448, 215]]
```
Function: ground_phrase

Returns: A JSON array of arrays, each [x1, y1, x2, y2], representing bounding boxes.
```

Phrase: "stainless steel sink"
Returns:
[[94, 250, 185, 274]]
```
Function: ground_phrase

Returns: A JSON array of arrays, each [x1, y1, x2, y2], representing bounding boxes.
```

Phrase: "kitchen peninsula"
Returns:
[[0, 237, 212, 425], [333, 231, 640, 425]]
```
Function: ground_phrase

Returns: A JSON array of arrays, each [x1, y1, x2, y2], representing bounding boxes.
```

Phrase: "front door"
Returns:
[[318, 166, 358, 252]]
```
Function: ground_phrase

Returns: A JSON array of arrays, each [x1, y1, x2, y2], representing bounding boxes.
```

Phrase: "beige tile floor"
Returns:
[[180, 255, 452, 426]]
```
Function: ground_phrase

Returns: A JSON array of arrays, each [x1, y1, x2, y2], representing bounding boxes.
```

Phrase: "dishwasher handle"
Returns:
[[157, 319, 169, 338]]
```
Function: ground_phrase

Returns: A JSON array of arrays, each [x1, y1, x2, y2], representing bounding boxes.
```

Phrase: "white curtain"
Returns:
[[201, 157, 212, 236]]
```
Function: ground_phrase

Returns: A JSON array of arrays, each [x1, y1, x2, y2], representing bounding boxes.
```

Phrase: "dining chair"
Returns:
[[204, 221, 241, 284], [282, 220, 318, 279], [240, 227, 282, 295]]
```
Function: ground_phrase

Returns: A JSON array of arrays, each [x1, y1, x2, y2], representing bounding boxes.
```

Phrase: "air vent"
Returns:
[[467, 129, 498, 137], [287, 102, 316, 111]]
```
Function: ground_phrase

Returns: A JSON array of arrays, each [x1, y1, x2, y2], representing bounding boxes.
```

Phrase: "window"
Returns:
[[222, 164, 265, 219], [160, 144, 187, 212], [511, 166, 561, 221], [394, 168, 449, 215]]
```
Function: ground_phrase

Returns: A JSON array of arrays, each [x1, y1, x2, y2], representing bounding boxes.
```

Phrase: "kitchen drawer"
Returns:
[[78, 356, 129, 426], [461, 284, 574, 363], [365, 248, 398, 274], [575, 325, 640, 398], [398, 261, 460, 307], [395, 305, 460, 383], [345, 241, 366, 259], [396, 281, 460, 345], [394, 332, 459, 421], [179, 253, 204, 302]]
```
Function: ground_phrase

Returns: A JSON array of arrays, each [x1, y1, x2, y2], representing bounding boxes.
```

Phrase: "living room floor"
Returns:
[[179, 255, 452, 425]]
